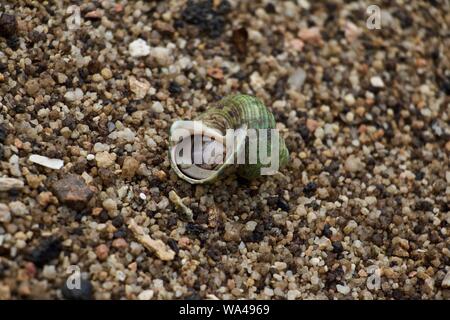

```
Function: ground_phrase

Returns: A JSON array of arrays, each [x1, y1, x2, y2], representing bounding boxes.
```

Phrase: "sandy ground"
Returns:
[[0, 0, 449, 300]]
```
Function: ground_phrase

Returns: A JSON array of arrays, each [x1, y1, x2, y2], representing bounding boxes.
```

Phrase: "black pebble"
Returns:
[[99, 211, 109, 223], [167, 238, 179, 254], [415, 200, 433, 212], [325, 161, 340, 173], [299, 125, 310, 142], [415, 171, 424, 181], [206, 247, 221, 261], [111, 215, 124, 228], [168, 81, 182, 95], [61, 278, 93, 300], [277, 198, 290, 212], [181, 0, 231, 38], [28, 237, 62, 267], [186, 223, 206, 236], [0, 13, 18, 38], [322, 224, 332, 238], [303, 182, 317, 196], [113, 228, 127, 239], [6, 35, 19, 50], [332, 241, 344, 254], [264, 3, 276, 14], [0, 124, 6, 143]]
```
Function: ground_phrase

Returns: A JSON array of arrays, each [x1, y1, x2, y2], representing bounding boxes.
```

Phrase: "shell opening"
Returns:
[[170, 121, 247, 183]]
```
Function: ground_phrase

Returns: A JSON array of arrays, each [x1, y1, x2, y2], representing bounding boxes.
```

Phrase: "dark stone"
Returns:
[[264, 3, 276, 14], [61, 278, 94, 300], [186, 223, 206, 236], [52, 175, 94, 210], [415, 200, 433, 212], [206, 247, 221, 261], [113, 228, 127, 239], [0, 124, 6, 143], [168, 81, 182, 95], [184, 291, 201, 300], [28, 30, 46, 43], [415, 171, 424, 181], [299, 125, 310, 142], [167, 238, 179, 254], [62, 115, 77, 130], [216, 0, 231, 15], [413, 224, 424, 234], [112, 215, 124, 228], [87, 59, 102, 74], [231, 27, 248, 55], [332, 241, 344, 254], [0, 13, 18, 38], [303, 182, 317, 196], [98, 168, 115, 185], [372, 233, 384, 246], [181, 0, 231, 38], [28, 237, 62, 267], [99, 211, 109, 223], [325, 161, 340, 173], [322, 224, 332, 238], [393, 9, 413, 29], [277, 198, 290, 212], [439, 76, 450, 95], [6, 35, 19, 50], [167, 215, 178, 229]]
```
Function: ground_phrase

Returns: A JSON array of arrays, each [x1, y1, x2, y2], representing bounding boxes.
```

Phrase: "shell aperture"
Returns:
[[169, 94, 289, 184]]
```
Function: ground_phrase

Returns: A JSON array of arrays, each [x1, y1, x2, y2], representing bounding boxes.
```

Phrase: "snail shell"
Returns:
[[169, 94, 289, 184]]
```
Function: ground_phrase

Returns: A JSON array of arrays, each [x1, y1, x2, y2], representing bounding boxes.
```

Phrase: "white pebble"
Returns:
[[151, 47, 172, 66], [129, 39, 151, 57], [64, 88, 84, 102], [288, 68, 306, 90], [138, 290, 154, 300], [93, 142, 110, 153], [441, 272, 450, 288], [336, 284, 351, 294], [287, 289, 299, 300], [151, 101, 164, 113], [370, 76, 384, 88], [9, 201, 28, 217], [245, 221, 257, 232]]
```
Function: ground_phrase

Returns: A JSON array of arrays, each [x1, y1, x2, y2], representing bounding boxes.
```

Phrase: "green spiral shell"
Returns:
[[169, 94, 289, 184]]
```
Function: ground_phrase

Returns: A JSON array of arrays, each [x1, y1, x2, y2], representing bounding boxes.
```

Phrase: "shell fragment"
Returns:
[[29, 154, 64, 170]]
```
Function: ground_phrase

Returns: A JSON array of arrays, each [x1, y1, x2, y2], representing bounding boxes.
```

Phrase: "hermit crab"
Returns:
[[169, 94, 289, 184]]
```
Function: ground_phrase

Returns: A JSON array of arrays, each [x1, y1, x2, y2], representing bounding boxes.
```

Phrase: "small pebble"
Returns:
[[138, 290, 154, 300], [129, 38, 151, 57], [0, 203, 11, 223], [52, 175, 94, 210], [336, 284, 351, 295], [9, 201, 28, 216], [95, 244, 109, 261], [370, 76, 385, 88]]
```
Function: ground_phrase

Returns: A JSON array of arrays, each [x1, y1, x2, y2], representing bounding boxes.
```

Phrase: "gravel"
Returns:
[[0, 0, 448, 301]]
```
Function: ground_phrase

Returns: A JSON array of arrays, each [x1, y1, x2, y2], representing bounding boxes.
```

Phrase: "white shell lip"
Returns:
[[169, 120, 247, 184]]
